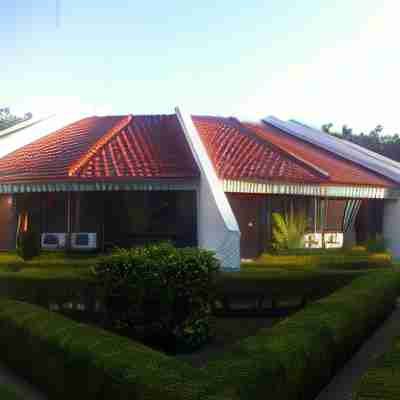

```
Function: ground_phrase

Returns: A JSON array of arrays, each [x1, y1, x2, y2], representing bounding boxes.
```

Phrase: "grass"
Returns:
[[243, 248, 393, 272]]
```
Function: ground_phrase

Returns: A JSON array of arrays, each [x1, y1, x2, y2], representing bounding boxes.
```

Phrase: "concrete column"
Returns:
[[383, 199, 400, 258]]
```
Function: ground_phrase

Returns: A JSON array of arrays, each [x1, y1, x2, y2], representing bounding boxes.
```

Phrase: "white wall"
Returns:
[[383, 199, 400, 258], [175, 107, 241, 270]]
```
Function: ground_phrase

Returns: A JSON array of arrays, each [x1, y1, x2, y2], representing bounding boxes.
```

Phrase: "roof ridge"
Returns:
[[236, 119, 330, 179], [68, 115, 133, 176]]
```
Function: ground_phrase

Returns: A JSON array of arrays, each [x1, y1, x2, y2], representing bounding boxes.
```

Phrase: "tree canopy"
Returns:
[[321, 122, 400, 162], [0, 107, 32, 131]]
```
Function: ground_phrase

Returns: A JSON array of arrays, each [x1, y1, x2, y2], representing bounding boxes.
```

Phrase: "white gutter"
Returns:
[[263, 116, 400, 184], [175, 106, 241, 270]]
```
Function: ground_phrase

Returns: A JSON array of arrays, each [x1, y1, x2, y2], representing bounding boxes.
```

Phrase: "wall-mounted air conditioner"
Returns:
[[71, 232, 97, 250], [303, 232, 323, 248], [324, 232, 344, 249], [41, 233, 67, 249]]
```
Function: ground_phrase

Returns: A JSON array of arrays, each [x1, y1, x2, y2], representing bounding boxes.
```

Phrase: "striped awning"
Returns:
[[0, 180, 198, 193], [222, 179, 400, 199]]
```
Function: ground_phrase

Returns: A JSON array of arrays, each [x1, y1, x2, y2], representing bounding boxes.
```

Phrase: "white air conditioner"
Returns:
[[71, 232, 97, 250], [41, 233, 67, 249], [324, 232, 344, 249], [303, 233, 322, 248]]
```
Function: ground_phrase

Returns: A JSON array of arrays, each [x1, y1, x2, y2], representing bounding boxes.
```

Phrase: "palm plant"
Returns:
[[272, 211, 308, 250]]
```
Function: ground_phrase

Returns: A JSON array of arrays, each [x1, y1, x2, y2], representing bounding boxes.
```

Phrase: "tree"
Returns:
[[321, 123, 333, 134], [0, 107, 32, 131], [321, 122, 400, 162]]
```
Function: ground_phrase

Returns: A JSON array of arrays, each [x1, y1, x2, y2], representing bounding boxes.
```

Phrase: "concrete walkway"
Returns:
[[315, 301, 400, 400], [0, 362, 46, 400]]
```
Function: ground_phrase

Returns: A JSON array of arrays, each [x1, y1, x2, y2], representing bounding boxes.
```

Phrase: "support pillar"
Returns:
[[383, 199, 400, 259]]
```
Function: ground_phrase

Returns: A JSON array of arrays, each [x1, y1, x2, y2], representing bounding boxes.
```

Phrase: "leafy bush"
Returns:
[[355, 334, 400, 399], [92, 242, 220, 352], [0, 299, 213, 400], [204, 271, 400, 400], [365, 234, 388, 253], [0, 384, 23, 400], [16, 230, 40, 260], [272, 212, 307, 250]]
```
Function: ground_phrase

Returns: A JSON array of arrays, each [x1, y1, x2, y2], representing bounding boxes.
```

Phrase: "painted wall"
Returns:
[[176, 107, 241, 270], [383, 199, 400, 258]]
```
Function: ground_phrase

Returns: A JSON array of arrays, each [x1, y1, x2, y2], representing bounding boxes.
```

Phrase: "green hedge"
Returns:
[[0, 385, 23, 400], [218, 270, 360, 301], [0, 272, 398, 400], [250, 252, 392, 271], [0, 272, 96, 310], [203, 272, 400, 400], [355, 335, 400, 399], [0, 298, 220, 400]]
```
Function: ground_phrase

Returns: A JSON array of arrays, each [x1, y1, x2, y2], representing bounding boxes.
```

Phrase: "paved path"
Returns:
[[315, 301, 400, 400], [0, 363, 46, 400]]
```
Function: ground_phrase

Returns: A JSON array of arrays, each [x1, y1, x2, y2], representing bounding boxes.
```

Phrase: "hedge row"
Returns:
[[218, 270, 360, 301], [202, 272, 400, 399], [0, 385, 23, 400], [0, 272, 398, 400], [355, 334, 400, 399], [0, 269, 360, 313], [251, 252, 392, 270], [0, 298, 218, 400]]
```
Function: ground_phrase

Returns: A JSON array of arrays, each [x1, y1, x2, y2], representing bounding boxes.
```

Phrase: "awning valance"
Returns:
[[223, 179, 400, 199], [0, 180, 198, 194]]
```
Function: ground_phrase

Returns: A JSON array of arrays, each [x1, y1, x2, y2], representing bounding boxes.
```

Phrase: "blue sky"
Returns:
[[2, 0, 400, 133]]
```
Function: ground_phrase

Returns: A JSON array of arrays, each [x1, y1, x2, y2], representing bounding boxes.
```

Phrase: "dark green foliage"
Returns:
[[0, 385, 23, 400], [16, 230, 40, 260], [355, 335, 400, 399], [203, 272, 400, 399], [364, 234, 388, 253], [0, 107, 32, 132], [92, 243, 220, 351], [0, 269, 397, 400], [218, 270, 359, 302], [0, 299, 214, 400]]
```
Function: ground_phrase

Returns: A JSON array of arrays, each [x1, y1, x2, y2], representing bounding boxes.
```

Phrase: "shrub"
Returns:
[[272, 212, 307, 250], [0, 299, 214, 400], [92, 242, 220, 352], [0, 384, 23, 400], [16, 230, 40, 261], [355, 335, 400, 399], [203, 271, 400, 400], [365, 234, 389, 253]]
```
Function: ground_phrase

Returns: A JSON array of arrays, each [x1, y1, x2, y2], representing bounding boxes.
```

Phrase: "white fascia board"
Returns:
[[264, 116, 400, 184], [0, 111, 90, 159], [175, 107, 240, 270]]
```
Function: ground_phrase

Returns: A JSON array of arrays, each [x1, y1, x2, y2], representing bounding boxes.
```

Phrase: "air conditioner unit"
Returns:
[[303, 233, 322, 248], [71, 232, 97, 250], [41, 233, 67, 250], [324, 232, 344, 249]]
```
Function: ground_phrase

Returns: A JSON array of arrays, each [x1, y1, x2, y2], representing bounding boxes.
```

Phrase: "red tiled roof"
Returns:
[[192, 116, 327, 183], [246, 121, 395, 187], [0, 115, 199, 182]]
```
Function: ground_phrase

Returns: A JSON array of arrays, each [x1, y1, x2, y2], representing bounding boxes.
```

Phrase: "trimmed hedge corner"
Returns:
[[0, 299, 214, 400], [0, 271, 398, 400], [355, 334, 400, 399], [0, 385, 23, 400], [203, 271, 400, 400]]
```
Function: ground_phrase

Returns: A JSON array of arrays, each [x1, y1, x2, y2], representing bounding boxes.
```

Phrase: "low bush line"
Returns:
[[0, 271, 397, 400], [0, 298, 216, 400], [203, 272, 400, 399], [355, 333, 400, 399]]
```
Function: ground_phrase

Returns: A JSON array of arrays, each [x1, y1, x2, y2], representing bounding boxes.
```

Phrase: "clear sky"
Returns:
[[2, 0, 400, 134]]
